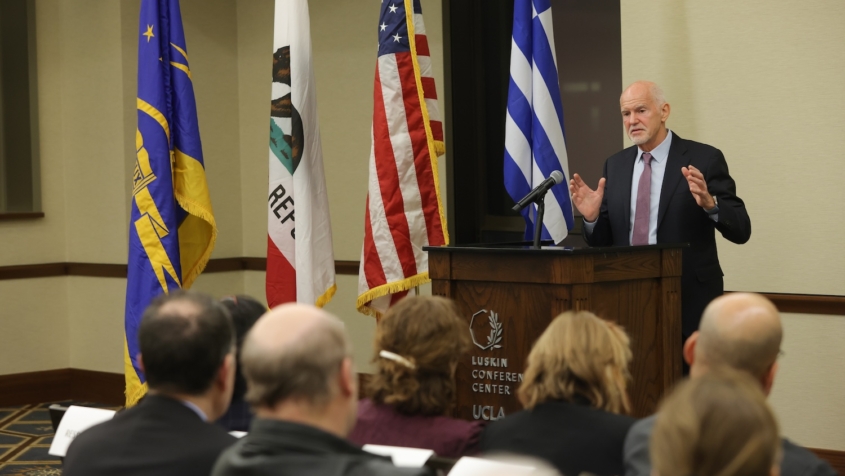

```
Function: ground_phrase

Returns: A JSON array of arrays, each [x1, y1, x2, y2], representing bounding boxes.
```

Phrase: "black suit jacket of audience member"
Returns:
[[211, 418, 432, 476], [585, 133, 751, 337], [63, 394, 237, 476], [480, 397, 636, 476], [623, 415, 837, 476]]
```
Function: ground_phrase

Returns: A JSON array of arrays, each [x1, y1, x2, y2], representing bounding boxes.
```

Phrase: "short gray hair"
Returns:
[[648, 82, 667, 107], [241, 315, 352, 408]]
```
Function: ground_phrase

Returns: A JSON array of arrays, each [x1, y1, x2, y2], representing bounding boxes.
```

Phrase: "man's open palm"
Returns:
[[569, 174, 605, 222]]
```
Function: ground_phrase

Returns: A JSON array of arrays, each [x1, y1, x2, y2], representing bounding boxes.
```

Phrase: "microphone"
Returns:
[[512, 170, 564, 212]]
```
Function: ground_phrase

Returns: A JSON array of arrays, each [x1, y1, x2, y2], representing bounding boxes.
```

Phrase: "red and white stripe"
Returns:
[[357, 0, 447, 316], [413, 12, 443, 146]]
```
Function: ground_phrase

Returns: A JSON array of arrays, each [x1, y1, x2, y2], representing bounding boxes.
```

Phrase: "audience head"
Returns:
[[518, 311, 632, 414], [219, 295, 266, 401], [651, 368, 781, 476], [368, 296, 471, 416], [685, 292, 782, 393], [241, 303, 356, 436], [138, 290, 236, 419]]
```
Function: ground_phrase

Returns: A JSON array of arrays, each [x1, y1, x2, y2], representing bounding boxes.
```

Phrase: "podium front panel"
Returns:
[[428, 245, 682, 421]]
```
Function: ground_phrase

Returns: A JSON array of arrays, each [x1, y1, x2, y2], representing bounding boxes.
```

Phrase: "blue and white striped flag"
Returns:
[[504, 0, 573, 243]]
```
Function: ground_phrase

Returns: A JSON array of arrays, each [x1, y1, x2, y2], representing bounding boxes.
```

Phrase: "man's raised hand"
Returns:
[[569, 173, 605, 222], [681, 165, 716, 210]]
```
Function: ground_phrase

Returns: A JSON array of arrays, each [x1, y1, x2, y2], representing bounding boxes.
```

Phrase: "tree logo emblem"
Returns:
[[469, 309, 503, 351]]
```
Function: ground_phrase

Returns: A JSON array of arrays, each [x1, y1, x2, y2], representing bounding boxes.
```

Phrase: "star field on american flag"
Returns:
[[378, 1, 410, 56]]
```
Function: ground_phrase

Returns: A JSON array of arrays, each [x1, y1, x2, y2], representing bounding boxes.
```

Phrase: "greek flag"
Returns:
[[504, 0, 573, 243]]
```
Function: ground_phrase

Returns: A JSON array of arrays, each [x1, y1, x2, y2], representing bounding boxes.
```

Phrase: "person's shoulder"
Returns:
[[606, 145, 638, 164], [625, 415, 656, 442], [480, 408, 530, 443], [432, 414, 484, 434], [67, 410, 131, 450], [210, 439, 248, 476], [781, 438, 838, 476], [577, 404, 637, 434]]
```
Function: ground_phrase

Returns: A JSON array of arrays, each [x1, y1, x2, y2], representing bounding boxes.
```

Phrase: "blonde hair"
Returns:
[[652, 368, 780, 476], [517, 311, 632, 414], [368, 296, 471, 416]]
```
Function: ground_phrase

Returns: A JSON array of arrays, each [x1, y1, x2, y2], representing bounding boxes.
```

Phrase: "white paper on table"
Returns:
[[48, 406, 116, 457], [448, 456, 537, 475], [362, 444, 435, 467], [229, 431, 247, 438]]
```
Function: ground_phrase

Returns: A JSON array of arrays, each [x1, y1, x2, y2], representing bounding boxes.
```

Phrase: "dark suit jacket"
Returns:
[[348, 398, 484, 458], [480, 399, 636, 476], [624, 415, 837, 476], [585, 133, 751, 336], [211, 418, 432, 476], [63, 394, 237, 476]]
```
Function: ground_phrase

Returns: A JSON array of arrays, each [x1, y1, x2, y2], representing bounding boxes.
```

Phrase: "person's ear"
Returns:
[[683, 332, 699, 366], [661, 102, 671, 123], [761, 360, 778, 396], [137, 353, 145, 374], [218, 353, 236, 391], [338, 357, 356, 399]]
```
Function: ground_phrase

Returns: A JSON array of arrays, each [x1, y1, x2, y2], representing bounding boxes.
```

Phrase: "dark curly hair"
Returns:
[[367, 296, 470, 416]]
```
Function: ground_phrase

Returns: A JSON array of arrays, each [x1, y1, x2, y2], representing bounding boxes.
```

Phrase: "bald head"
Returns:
[[241, 303, 352, 409], [694, 293, 782, 381], [621, 80, 666, 107]]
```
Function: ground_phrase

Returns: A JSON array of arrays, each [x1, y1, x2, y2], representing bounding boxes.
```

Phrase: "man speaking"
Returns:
[[569, 80, 751, 343]]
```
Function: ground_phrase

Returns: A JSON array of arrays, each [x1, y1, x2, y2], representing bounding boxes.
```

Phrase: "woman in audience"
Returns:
[[348, 295, 483, 458], [480, 311, 635, 476], [216, 295, 266, 432], [651, 369, 781, 476]]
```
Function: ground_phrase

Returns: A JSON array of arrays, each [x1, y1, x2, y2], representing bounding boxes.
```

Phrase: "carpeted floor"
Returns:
[[0, 402, 64, 475], [0, 401, 119, 476]]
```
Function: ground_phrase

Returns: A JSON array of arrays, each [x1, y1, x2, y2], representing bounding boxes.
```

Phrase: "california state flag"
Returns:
[[266, 0, 335, 308]]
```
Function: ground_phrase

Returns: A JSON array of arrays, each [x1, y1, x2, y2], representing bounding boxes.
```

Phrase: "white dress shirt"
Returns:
[[627, 130, 673, 245]]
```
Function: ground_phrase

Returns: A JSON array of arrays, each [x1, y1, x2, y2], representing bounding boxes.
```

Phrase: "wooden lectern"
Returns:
[[426, 243, 684, 420]]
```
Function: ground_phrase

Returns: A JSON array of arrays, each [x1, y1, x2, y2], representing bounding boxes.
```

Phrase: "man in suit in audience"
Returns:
[[623, 293, 836, 476], [211, 303, 431, 476], [63, 291, 238, 476]]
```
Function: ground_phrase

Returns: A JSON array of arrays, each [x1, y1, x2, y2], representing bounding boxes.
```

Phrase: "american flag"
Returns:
[[357, 0, 447, 317]]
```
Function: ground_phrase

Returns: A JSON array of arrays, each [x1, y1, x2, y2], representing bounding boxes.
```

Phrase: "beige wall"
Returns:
[[621, 0, 845, 449]]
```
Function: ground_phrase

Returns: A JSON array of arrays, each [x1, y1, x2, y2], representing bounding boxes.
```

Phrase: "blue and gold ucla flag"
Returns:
[[125, 0, 217, 406]]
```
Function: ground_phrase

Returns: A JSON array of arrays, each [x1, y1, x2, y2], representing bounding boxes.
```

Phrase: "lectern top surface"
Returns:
[[423, 242, 688, 255]]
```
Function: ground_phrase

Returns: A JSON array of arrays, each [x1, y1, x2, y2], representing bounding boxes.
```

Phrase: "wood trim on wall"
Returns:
[[760, 293, 845, 316], [0, 260, 843, 315], [0, 212, 44, 221], [0, 368, 373, 408], [0, 369, 123, 407], [810, 448, 845, 476], [0, 258, 361, 280]]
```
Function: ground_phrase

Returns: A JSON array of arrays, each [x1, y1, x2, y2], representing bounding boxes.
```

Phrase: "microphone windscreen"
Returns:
[[550, 170, 564, 184]]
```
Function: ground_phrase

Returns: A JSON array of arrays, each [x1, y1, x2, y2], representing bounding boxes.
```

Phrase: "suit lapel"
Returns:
[[657, 134, 690, 230], [618, 147, 636, 235]]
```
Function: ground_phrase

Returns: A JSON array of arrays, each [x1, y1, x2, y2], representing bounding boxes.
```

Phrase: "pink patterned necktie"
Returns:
[[631, 152, 653, 245]]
